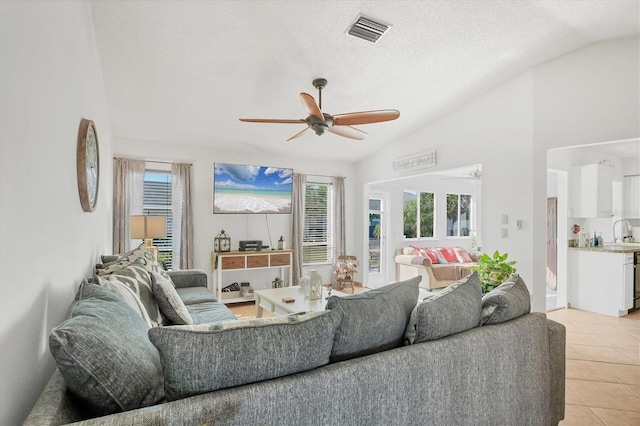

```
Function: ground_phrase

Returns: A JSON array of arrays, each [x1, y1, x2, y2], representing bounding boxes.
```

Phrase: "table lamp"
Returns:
[[131, 215, 167, 260]]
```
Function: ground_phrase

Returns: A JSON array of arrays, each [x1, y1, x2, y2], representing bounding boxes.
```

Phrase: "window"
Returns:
[[302, 182, 335, 264], [403, 191, 435, 238], [143, 170, 173, 268], [446, 193, 472, 237]]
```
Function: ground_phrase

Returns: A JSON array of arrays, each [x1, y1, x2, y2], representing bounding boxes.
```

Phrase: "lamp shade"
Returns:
[[131, 215, 167, 239]]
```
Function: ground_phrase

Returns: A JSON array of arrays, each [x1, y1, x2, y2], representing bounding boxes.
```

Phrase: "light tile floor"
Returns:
[[230, 301, 640, 425], [547, 308, 640, 425]]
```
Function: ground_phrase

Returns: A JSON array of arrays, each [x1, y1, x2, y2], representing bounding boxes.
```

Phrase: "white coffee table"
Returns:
[[254, 286, 348, 318]]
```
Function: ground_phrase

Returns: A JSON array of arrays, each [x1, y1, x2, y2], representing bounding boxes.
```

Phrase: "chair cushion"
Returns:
[[481, 273, 531, 325], [326, 276, 420, 362], [405, 271, 482, 343], [148, 310, 341, 400], [151, 272, 193, 325], [49, 282, 164, 415]]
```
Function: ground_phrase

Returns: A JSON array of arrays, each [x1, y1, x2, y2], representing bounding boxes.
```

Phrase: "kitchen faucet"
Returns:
[[612, 219, 632, 243]]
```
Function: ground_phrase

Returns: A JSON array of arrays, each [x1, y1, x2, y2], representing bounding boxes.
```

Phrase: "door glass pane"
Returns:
[[369, 212, 381, 273]]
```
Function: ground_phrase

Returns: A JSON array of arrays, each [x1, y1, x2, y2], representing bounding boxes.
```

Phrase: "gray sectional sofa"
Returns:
[[26, 253, 566, 426]]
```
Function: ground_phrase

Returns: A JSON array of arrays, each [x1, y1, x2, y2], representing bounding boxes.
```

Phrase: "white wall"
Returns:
[[114, 138, 356, 286], [356, 37, 639, 312], [0, 2, 113, 424]]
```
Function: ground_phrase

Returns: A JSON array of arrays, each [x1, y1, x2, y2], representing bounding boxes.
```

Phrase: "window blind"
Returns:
[[143, 171, 173, 268], [303, 183, 335, 264]]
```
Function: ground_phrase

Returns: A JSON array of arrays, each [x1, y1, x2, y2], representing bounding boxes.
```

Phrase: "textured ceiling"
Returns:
[[90, 1, 640, 163]]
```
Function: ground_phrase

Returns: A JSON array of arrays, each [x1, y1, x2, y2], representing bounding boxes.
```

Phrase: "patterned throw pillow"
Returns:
[[95, 244, 169, 280], [481, 274, 531, 325], [96, 275, 153, 328], [405, 271, 482, 344], [326, 276, 420, 362], [454, 247, 474, 263], [151, 272, 193, 325], [97, 259, 164, 327], [424, 248, 440, 264], [440, 247, 459, 263], [148, 310, 342, 400], [49, 283, 164, 415]]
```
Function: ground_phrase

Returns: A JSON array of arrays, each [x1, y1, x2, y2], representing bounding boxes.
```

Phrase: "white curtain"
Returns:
[[171, 163, 194, 269], [291, 173, 306, 285], [113, 158, 145, 254], [333, 176, 346, 258]]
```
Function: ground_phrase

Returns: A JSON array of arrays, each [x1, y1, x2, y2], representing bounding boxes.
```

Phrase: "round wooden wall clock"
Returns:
[[76, 119, 100, 212]]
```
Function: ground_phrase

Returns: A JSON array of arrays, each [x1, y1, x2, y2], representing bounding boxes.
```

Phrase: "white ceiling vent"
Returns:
[[347, 15, 390, 43]]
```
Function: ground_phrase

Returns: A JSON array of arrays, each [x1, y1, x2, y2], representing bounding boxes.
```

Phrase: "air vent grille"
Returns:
[[347, 15, 390, 43]]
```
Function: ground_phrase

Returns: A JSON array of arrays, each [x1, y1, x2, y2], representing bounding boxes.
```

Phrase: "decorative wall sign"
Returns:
[[393, 150, 436, 171]]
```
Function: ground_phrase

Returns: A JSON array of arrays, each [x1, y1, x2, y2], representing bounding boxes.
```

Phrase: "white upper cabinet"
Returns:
[[570, 164, 613, 218], [623, 175, 640, 218]]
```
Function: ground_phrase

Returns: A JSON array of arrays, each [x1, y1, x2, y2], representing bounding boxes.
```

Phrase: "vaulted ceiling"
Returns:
[[90, 1, 640, 163]]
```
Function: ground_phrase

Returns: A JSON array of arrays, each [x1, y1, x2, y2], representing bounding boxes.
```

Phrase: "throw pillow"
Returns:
[[454, 247, 473, 263], [95, 244, 169, 280], [424, 248, 439, 264], [405, 271, 482, 344], [440, 247, 459, 263], [481, 273, 531, 325], [148, 310, 342, 400], [326, 276, 420, 362], [151, 272, 193, 325], [49, 283, 164, 415], [402, 246, 417, 255], [96, 275, 153, 328], [98, 259, 164, 327]]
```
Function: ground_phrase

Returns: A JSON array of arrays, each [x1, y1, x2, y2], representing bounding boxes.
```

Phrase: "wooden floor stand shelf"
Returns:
[[212, 250, 293, 304]]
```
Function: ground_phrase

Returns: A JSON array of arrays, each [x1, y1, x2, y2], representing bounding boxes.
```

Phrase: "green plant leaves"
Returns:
[[470, 250, 517, 294]]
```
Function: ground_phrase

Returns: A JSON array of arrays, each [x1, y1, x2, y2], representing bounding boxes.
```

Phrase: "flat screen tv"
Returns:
[[213, 162, 293, 214]]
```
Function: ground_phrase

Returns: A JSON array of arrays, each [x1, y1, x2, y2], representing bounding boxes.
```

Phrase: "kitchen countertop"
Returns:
[[569, 244, 640, 253]]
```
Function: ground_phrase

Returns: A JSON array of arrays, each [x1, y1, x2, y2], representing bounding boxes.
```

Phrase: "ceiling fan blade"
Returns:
[[239, 118, 305, 124], [300, 93, 324, 120], [287, 126, 311, 142], [332, 109, 400, 126], [327, 125, 367, 140]]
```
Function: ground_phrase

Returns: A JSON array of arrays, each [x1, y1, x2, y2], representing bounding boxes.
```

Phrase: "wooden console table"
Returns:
[[212, 250, 293, 304]]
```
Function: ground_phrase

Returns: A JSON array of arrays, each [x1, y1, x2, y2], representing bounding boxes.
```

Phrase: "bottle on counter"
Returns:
[[593, 231, 598, 247], [597, 232, 603, 247]]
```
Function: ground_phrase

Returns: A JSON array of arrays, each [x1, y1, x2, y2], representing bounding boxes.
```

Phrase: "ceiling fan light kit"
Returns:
[[239, 78, 399, 142]]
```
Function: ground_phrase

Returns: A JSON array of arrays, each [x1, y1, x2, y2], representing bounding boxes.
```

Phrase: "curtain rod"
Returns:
[[113, 157, 193, 166], [305, 173, 346, 179]]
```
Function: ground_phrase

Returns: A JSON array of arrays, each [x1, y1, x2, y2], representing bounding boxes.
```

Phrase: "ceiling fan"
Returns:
[[239, 78, 400, 141], [443, 166, 483, 181]]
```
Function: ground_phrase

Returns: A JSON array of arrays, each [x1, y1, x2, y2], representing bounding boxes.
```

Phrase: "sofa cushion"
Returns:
[[326, 276, 420, 362], [425, 248, 440, 264], [186, 301, 238, 324], [175, 286, 219, 305], [49, 282, 164, 415], [148, 310, 342, 400], [481, 273, 531, 325], [151, 272, 193, 325], [95, 275, 153, 328], [454, 247, 473, 263], [405, 271, 482, 343], [95, 244, 169, 280], [98, 259, 164, 327]]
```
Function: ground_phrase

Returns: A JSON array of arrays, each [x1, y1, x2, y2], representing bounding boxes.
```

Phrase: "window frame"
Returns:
[[302, 181, 335, 266], [445, 192, 473, 238], [403, 190, 436, 240]]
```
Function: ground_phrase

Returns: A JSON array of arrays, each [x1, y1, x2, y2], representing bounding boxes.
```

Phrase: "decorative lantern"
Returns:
[[214, 230, 231, 252]]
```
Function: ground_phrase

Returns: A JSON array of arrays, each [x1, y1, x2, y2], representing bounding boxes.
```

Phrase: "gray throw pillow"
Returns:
[[326, 276, 420, 362], [405, 271, 482, 344], [49, 283, 164, 415], [99, 259, 164, 327], [95, 244, 169, 280], [151, 272, 193, 325], [148, 310, 341, 400], [481, 273, 531, 325]]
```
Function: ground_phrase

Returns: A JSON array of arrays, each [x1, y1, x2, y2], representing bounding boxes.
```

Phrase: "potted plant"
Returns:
[[471, 250, 517, 294]]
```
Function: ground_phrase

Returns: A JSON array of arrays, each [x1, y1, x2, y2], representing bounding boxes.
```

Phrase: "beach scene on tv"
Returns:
[[213, 163, 293, 214]]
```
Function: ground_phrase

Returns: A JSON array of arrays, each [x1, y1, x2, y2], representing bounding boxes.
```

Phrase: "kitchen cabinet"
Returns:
[[623, 175, 640, 218], [567, 249, 633, 317], [570, 164, 613, 218]]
